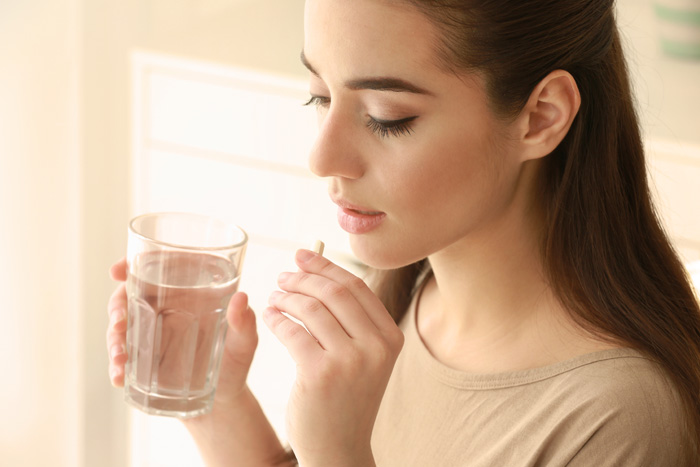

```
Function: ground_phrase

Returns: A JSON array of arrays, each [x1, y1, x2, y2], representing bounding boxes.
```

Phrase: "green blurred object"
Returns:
[[654, 0, 700, 58]]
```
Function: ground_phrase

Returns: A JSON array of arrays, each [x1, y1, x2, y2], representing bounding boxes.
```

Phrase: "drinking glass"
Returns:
[[124, 212, 247, 418]]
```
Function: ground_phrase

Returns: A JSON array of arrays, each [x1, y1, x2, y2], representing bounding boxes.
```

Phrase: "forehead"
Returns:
[[303, 0, 441, 80]]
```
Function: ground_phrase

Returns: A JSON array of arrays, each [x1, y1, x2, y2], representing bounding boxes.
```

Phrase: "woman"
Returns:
[[107, 0, 700, 465]]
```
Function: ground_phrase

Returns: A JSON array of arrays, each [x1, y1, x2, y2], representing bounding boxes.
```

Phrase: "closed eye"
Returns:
[[367, 116, 417, 139], [304, 95, 417, 139], [303, 95, 330, 108]]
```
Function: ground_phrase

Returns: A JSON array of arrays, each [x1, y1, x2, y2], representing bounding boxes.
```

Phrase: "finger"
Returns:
[[107, 283, 128, 332], [107, 275, 127, 388], [109, 364, 125, 388], [263, 307, 325, 364], [293, 250, 397, 335], [109, 257, 127, 282], [215, 292, 259, 394], [106, 282, 129, 388], [275, 273, 376, 340], [268, 290, 349, 347], [107, 349, 127, 387], [106, 326, 127, 366], [224, 292, 258, 369]]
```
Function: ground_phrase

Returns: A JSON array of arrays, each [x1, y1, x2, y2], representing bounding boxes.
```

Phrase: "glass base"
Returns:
[[125, 384, 215, 419]]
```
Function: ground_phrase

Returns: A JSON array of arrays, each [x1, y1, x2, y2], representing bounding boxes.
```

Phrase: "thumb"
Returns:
[[216, 292, 258, 392]]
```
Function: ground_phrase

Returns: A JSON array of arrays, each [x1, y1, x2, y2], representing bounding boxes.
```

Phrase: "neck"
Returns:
[[418, 164, 611, 373], [426, 193, 551, 338]]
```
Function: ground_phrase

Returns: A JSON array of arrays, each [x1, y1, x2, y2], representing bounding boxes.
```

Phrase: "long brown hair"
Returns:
[[370, 0, 700, 462]]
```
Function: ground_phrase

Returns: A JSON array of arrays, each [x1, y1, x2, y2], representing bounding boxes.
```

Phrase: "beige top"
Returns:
[[371, 296, 686, 466]]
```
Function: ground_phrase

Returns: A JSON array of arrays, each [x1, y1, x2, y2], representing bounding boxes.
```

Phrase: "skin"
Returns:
[[300, 0, 611, 374], [107, 0, 615, 465]]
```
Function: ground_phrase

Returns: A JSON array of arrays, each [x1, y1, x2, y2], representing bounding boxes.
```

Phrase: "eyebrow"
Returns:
[[300, 50, 434, 96]]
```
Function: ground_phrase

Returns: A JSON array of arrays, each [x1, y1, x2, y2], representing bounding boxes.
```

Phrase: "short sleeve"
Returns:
[[565, 359, 687, 467]]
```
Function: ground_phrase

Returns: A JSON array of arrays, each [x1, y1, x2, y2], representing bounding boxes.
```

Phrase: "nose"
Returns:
[[308, 106, 364, 180]]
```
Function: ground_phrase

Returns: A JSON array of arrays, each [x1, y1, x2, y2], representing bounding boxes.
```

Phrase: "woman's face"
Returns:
[[304, 0, 528, 269]]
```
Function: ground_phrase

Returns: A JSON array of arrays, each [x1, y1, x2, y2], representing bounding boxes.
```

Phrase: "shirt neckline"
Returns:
[[405, 282, 644, 390]]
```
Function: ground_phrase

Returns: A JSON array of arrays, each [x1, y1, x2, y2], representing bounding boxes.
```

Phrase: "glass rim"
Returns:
[[128, 211, 248, 251]]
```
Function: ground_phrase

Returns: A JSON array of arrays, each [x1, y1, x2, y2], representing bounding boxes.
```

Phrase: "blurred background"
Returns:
[[0, 0, 698, 466]]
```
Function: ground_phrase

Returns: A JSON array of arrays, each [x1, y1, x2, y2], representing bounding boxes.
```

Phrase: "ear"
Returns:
[[515, 70, 581, 161]]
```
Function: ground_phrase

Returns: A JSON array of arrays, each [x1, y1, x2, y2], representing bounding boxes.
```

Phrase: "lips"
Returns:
[[347, 207, 383, 216], [332, 197, 386, 234]]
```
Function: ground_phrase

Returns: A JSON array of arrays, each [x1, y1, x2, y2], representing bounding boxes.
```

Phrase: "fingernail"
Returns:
[[296, 249, 314, 263], [110, 344, 125, 360], [263, 307, 280, 320], [277, 272, 291, 284], [110, 309, 126, 325], [267, 290, 282, 305], [111, 311, 128, 333]]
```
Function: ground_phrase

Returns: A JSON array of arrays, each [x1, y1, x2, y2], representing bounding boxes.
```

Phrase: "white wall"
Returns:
[[79, 1, 305, 466], [617, 0, 700, 262], [0, 1, 306, 466], [0, 0, 83, 465]]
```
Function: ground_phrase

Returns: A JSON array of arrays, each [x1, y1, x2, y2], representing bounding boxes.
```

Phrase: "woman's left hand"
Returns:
[[264, 249, 404, 467]]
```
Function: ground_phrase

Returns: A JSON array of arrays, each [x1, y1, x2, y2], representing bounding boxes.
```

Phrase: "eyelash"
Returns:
[[303, 96, 417, 139], [366, 116, 416, 139], [303, 95, 329, 108]]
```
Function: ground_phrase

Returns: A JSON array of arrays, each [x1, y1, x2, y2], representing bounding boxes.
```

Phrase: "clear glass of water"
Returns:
[[124, 212, 247, 419]]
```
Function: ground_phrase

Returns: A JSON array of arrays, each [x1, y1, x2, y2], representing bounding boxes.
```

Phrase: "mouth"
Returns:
[[331, 197, 386, 234], [347, 207, 383, 216], [331, 196, 384, 215]]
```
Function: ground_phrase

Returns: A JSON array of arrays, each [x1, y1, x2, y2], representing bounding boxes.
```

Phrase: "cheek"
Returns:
[[383, 129, 516, 250], [350, 162, 501, 270], [388, 138, 497, 219]]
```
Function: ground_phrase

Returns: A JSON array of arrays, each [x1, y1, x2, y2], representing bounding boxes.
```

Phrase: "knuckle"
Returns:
[[370, 341, 393, 365], [341, 348, 366, 374], [280, 321, 305, 342], [301, 297, 324, 314], [296, 272, 313, 287], [365, 337, 400, 368], [346, 276, 367, 293], [321, 282, 348, 300], [319, 260, 336, 276]]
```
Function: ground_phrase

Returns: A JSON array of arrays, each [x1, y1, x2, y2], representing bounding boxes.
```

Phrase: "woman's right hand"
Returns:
[[106, 258, 260, 402]]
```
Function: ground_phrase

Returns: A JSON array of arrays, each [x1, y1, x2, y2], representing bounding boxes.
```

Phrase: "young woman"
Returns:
[[107, 0, 700, 465]]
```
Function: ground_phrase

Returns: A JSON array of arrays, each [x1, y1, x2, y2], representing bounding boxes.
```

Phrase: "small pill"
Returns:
[[312, 240, 325, 256]]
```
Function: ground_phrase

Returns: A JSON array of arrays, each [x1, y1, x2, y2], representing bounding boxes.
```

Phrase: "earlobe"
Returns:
[[518, 70, 581, 161]]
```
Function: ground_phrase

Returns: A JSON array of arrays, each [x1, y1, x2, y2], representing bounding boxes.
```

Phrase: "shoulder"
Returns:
[[564, 350, 679, 415], [556, 350, 686, 466]]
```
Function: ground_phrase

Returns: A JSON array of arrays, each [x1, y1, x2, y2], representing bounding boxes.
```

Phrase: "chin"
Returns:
[[349, 235, 425, 271]]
